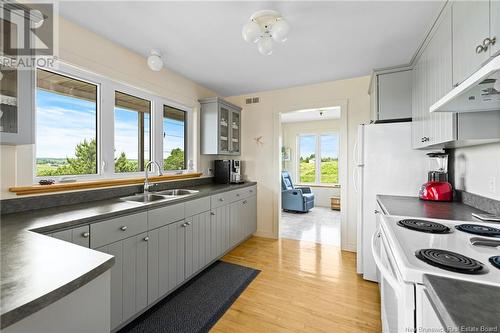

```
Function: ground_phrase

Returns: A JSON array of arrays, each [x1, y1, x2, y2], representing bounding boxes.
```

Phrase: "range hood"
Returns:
[[430, 54, 500, 113]]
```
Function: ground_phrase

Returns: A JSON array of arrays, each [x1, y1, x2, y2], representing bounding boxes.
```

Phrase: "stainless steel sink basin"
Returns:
[[153, 189, 199, 196], [121, 193, 169, 204]]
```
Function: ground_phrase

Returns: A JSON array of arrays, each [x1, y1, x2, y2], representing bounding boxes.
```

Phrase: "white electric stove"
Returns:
[[372, 213, 500, 333]]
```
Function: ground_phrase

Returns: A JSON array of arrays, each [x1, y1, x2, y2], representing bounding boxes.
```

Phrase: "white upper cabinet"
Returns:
[[491, 0, 500, 56], [412, 5, 455, 149], [452, 1, 490, 86]]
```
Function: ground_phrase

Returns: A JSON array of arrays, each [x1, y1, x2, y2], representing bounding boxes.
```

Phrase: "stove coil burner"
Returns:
[[397, 219, 451, 234], [415, 249, 486, 274], [455, 224, 500, 238], [490, 256, 500, 270]]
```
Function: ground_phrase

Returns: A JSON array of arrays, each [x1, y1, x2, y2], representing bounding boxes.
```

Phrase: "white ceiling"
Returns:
[[59, 1, 444, 96], [281, 107, 340, 123]]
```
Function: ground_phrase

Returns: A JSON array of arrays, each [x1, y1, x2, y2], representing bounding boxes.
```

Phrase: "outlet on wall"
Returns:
[[488, 176, 497, 194]]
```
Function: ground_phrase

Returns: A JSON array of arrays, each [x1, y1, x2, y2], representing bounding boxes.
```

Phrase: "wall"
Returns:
[[226, 75, 371, 251], [281, 119, 341, 207], [452, 142, 500, 201], [0, 17, 218, 199]]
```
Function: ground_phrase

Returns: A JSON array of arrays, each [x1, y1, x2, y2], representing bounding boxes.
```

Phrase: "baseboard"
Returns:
[[343, 243, 357, 253], [253, 230, 276, 239]]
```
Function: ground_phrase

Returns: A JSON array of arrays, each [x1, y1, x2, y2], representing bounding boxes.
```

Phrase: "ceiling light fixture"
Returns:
[[147, 50, 163, 71], [242, 10, 290, 55]]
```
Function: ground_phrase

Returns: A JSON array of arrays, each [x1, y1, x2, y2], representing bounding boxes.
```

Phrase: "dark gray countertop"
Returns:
[[376, 195, 486, 221], [423, 274, 500, 331], [0, 181, 256, 329]]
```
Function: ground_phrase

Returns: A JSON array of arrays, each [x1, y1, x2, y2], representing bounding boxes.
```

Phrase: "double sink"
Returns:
[[120, 189, 199, 204]]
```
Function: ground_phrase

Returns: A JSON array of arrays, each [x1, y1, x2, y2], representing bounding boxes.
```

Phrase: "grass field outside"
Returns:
[[299, 159, 338, 184]]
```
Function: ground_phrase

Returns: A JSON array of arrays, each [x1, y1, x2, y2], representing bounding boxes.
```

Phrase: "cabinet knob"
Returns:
[[186, 221, 192, 226], [82, 232, 90, 238], [120, 226, 127, 231], [421, 137, 430, 143], [483, 37, 496, 47], [181, 223, 187, 227], [210, 212, 215, 216], [476, 44, 486, 54], [236, 193, 240, 197], [219, 198, 224, 202], [374, 210, 380, 214], [143, 236, 149, 242], [243, 200, 247, 204]]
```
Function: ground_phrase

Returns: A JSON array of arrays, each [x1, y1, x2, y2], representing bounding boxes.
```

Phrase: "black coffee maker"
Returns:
[[214, 160, 243, 184]]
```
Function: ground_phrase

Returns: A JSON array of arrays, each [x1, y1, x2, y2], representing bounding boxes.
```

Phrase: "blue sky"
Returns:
[[299, 134, 339, 159], [36, 90, 184, 160]]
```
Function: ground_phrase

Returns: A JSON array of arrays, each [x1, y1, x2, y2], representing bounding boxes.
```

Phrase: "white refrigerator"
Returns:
[[355, 122, 428, 282]]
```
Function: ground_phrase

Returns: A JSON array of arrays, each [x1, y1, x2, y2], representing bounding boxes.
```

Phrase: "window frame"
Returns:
[[161, 104, 188, 171], [33, 61, 193, 183], [296, 132, 339, 186], [111, 86, 154, 176], [34, 63, 102, 182]]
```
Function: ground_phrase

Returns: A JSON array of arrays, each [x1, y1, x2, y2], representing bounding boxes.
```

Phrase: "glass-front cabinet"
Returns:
[[1, 12, 35, 145], [199, 97, 241, 155]]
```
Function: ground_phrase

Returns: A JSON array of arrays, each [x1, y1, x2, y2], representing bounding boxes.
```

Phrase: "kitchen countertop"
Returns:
[[0, 181, 256, 329], [423, 274, 500, 331], [376, 195, 486, 221]]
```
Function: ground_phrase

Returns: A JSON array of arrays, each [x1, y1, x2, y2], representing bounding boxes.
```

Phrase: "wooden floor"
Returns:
[[212, 237, 381, 333]]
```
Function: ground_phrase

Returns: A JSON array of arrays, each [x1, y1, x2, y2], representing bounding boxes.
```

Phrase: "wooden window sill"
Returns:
[[9, 172, 203, 196]]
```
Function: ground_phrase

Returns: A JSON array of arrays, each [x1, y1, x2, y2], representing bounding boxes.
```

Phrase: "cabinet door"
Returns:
[[452, 1, 490, 86], [158, 220, 186, 296], [96, 242, 123, 330], [218, 105, 230, 154], [247, 195, 257, 237], [426, 5, 456, 146], [185, 211, 211, 278], [229, 201, 241, 247], [229, 108, 241, 155], [51, 229, 72, 242], [210, 205, 230, 260], [411, 66, 422, 149], [491, 0, 500, 56], [122, 233, 148, 322], [0, 15, 34, 145], [377, 71, 412, 121]]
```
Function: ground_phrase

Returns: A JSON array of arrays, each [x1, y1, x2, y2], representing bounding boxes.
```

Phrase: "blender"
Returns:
[[418, 152, 453, 201]]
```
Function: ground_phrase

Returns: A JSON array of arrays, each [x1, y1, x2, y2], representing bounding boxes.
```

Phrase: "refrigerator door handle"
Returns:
[[353, 167, 359, 193], [353, 139, 358, 165]]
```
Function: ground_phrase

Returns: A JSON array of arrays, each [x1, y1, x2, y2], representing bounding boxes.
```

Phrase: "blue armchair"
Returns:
[[281, 171, 315, 213]]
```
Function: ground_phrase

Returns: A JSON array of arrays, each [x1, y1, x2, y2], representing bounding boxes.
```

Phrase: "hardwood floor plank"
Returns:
[[213, 237, 381, 332]]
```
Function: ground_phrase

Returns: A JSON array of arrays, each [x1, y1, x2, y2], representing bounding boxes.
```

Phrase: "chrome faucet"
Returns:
[[144, 161, 163, 193]]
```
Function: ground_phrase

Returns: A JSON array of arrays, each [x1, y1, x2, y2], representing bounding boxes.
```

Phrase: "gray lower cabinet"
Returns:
[[147, 219, 186, 305], [185, 211, 212, 279], [210, 205, 230, 260], [96, 232, 148, 330], [230, 195, 258, 246]]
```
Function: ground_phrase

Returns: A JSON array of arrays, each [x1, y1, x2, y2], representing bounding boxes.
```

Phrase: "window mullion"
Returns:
[[316, 134, 320, 184], [100, 80, 115, 178]]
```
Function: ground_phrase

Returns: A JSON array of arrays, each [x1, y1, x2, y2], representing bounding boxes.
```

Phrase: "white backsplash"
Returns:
[[452, 142, 500, 201]]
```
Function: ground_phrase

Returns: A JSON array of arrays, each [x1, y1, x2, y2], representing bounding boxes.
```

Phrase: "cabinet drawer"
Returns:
[[241, 185, 256, 199], [211, 192, 232, 208], [91, 212, 148, 249], [72, 225, 90, 248], [148, 203, 185, 230], [185, 197, 210, 217]]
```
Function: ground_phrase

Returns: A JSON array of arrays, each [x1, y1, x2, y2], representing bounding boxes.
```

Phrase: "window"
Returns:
[[33, 63, 193, 182], [114, 91, 151, 173], [35, 69, 98, 176], [298, 133, 339, 184], [298, 135, 316, 183], [163, 105, 186, 170]]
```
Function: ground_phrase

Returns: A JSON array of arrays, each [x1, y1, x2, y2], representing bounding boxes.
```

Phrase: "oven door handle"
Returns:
[[371, 229, 401, 294]]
